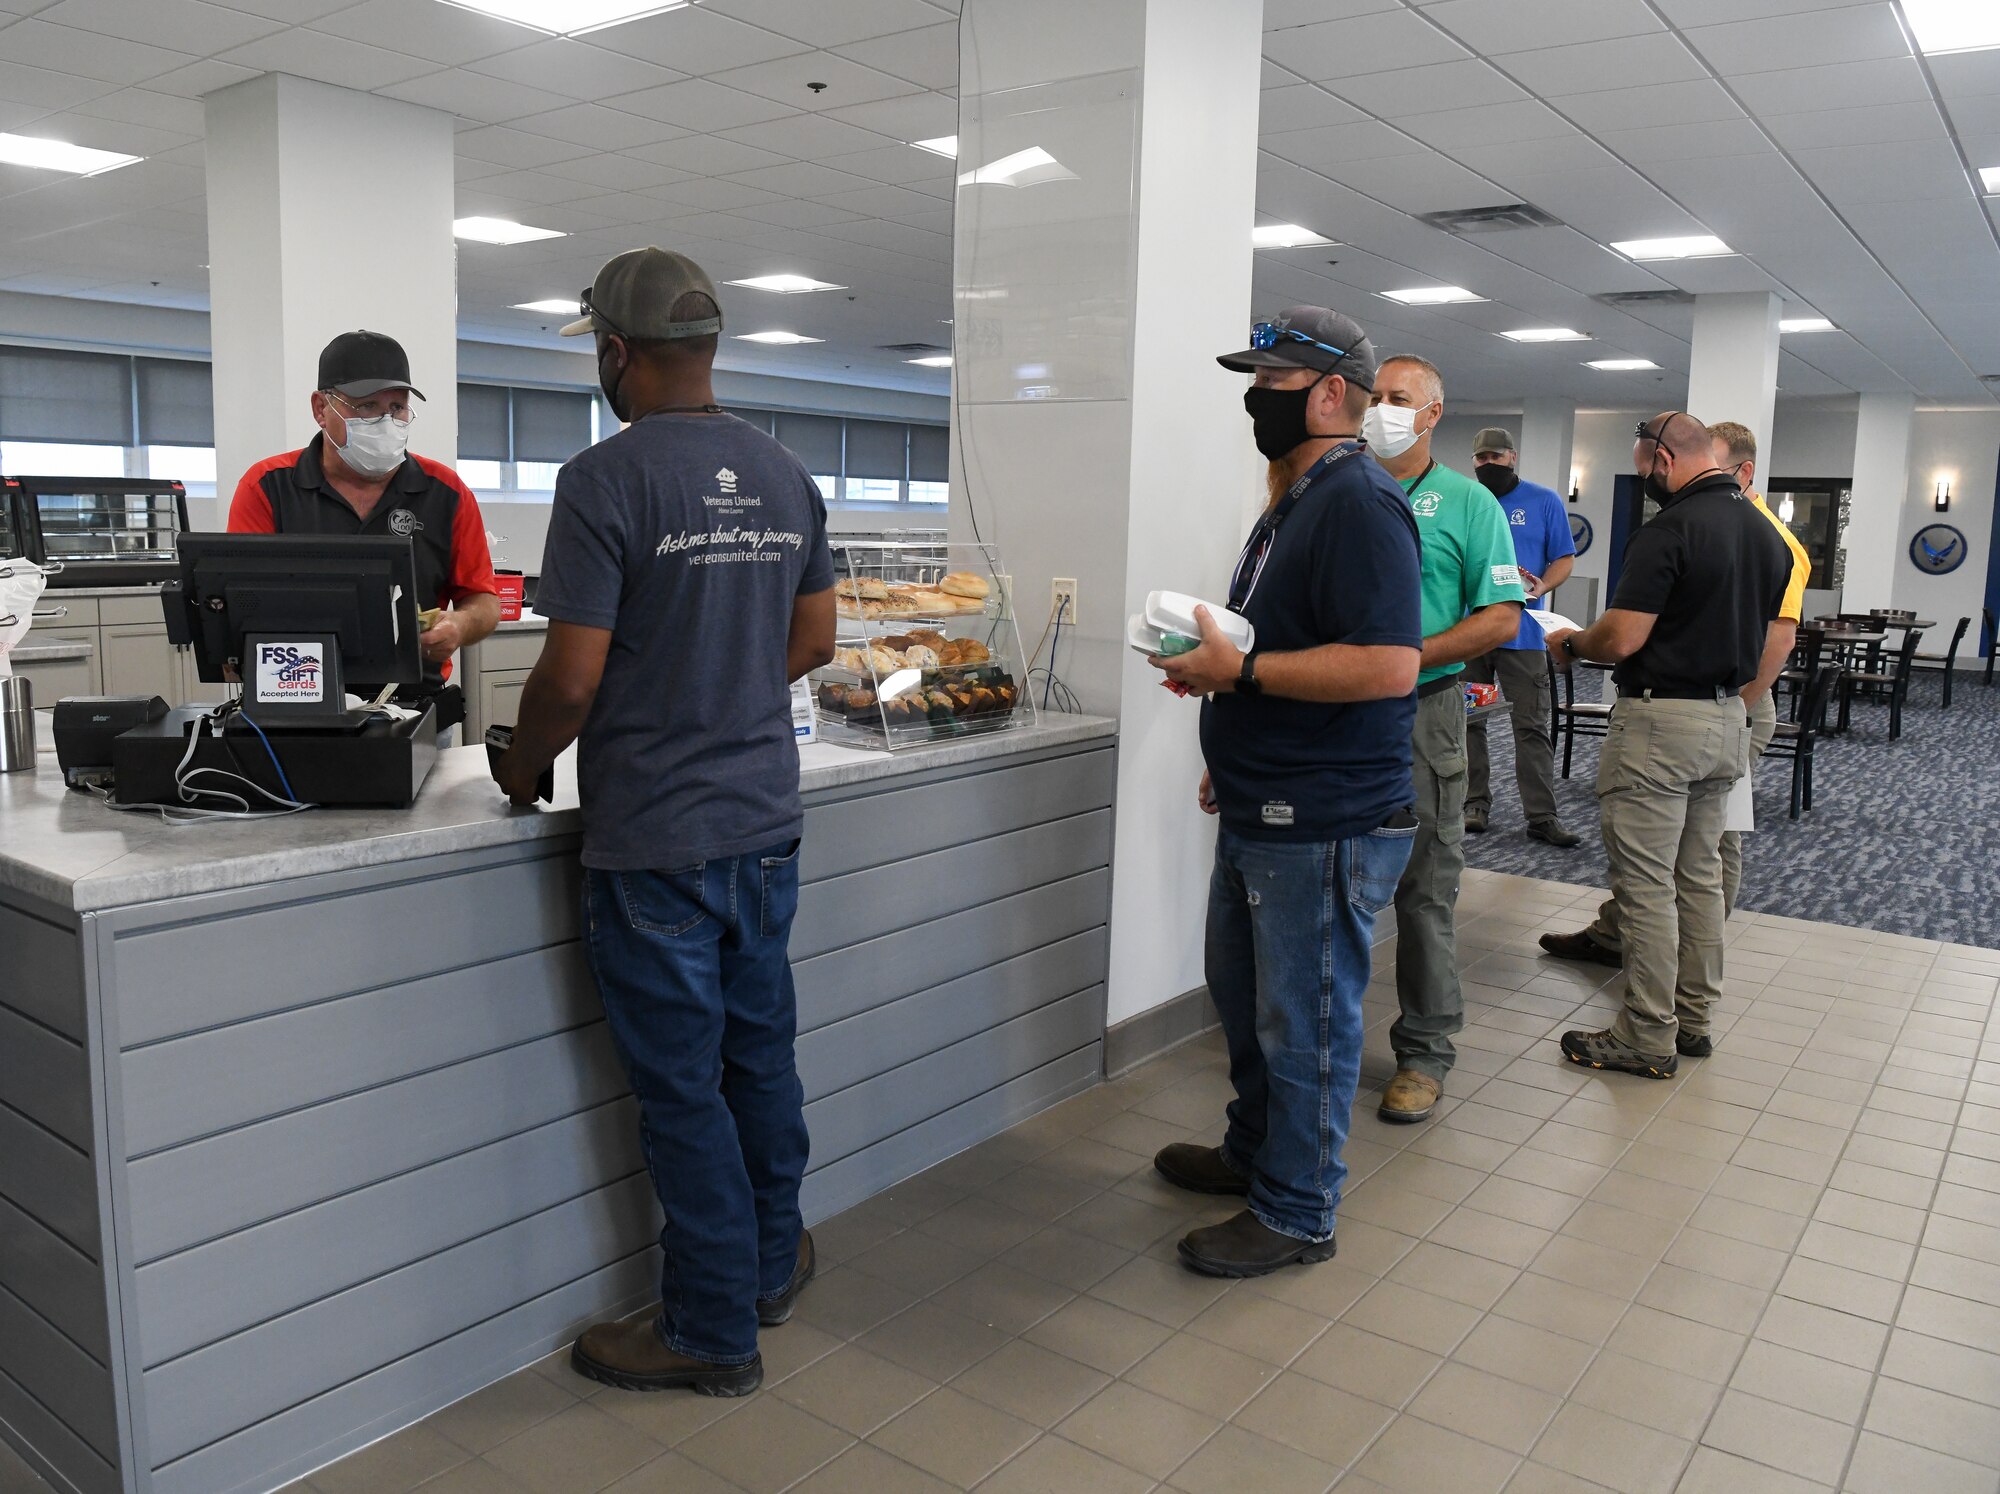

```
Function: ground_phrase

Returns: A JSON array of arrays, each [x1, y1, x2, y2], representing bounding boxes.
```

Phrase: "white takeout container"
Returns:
[[1143, 591, 1256, 652]]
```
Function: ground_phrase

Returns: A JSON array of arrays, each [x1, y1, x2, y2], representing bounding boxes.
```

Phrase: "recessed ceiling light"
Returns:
[[453, 216, 565, 244], [0, 132, 141, 176], [725, 273, 846, 294], [1780, 317, 1835, 333], [1981, 165, 2000, 194], [910, 135, 958, 158], [1609, 234, 1734, 260], [1902, 0, 2000, 55], [1380, 285, 1485, 305], [735, 330, 823, 345], [958, 146, 1077, 188], [1501, 327, 1591, 343], [1252, 222, 1335, 249], [1586, 358, 1660, 371], [908, 355, 953, 368], [512, 298, 580, 315], [431, 0, 691, 37]]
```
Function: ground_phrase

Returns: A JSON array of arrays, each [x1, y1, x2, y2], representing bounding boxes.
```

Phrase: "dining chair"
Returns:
[[1767, 665, 1840, 819], [1548, 653, 1612, 777], [1911, 615, 1970, 709], [1837, 627, 1923, 738]]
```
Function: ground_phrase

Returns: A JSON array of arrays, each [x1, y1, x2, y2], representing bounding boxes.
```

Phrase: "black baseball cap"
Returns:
[[1218, 305, 1378, 390], [318, 330, 425, 401], [561, 247, 724, 340]]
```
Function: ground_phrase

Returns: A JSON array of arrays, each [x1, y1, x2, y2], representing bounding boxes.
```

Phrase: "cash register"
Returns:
[[109, 533, 439, 808]]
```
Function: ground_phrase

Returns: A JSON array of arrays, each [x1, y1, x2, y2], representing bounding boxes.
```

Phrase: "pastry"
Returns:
[[833, 646, 869, 674], [904, 644, 939, 668], [939, 571, 991, 600], [858, 578, 891, 602], [908, 629, 946, 650], [846, 688, 877, 714], [835, 596, 863, 619], [868, 645, 903, 675], [818, 682, 848, 711], [955, 639, 992, 665]]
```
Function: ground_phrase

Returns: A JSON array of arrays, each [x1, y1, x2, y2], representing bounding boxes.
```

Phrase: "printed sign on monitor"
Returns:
[[255, 641, 325, 704]]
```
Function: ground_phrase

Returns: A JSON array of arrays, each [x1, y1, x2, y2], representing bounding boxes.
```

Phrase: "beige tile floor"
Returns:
[[8, 868, 1999, 1494]]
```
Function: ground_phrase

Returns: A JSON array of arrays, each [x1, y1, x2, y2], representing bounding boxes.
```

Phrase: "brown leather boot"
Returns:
[[570, 1318, 762, 1396], [1378, 1069, 1442, 1124], [1154, 1142, 1251, 1196], [757, 1230, 816, 1326]]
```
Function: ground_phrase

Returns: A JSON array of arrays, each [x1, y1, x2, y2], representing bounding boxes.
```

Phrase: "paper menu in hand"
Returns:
[[1725, 771, 1754, 833], [1523, 610, 1585, 635]]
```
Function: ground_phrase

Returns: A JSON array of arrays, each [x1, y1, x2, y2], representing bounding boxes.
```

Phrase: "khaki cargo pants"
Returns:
[[1392, 685, 1468, 1081], [1582, 695, 1750, 1056], [1720, 690, 1779, 913]]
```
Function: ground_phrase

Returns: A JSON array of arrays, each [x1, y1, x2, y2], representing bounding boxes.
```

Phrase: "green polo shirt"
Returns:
[[1400, 460, 1527, 685]]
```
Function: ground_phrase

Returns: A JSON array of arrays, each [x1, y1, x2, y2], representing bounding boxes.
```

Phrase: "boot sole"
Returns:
[[1153, 1158, 1251, 1196], [1560, 1048, 1676, 1080], [570, 1345, 763, 1397], [1539, 941, 1623, 969], [1377, 1100, 1436, 1124], [1177, 1237, 1338, 1278]]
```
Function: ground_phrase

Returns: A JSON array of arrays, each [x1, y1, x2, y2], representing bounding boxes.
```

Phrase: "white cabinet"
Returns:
[[477, 672, 528, 731], [101, 622, 178, 701], [460, 625, 546, 739]]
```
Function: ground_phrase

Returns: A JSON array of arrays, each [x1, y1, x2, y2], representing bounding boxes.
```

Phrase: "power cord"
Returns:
[[95, 705, 315, 823]]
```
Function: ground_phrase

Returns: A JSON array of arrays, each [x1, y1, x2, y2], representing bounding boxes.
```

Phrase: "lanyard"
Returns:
[[1228, 440, 1364, 611]]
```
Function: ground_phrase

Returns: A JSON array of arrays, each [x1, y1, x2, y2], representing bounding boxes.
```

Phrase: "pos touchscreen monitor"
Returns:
[[166, 533, 423, 726]]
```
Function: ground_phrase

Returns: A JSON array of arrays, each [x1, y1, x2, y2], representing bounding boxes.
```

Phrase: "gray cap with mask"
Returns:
[[1217, 306, 1378, 390]]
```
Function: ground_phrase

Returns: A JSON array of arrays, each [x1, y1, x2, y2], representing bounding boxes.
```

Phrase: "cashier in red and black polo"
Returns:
[[227, 435, 499, 692]]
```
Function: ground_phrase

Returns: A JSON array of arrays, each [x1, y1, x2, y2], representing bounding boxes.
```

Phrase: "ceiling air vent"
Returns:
[[1418, 202, 1563, 235], [1595, 290, 1696, 308], [878, 341, 950, 355], [1982, 374, 2000, 384]]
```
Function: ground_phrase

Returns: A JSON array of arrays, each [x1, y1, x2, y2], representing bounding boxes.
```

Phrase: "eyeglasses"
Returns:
[[580, 287, 630, 341], [326, 389, 415, 425], [1249, 322, 1349, 362]]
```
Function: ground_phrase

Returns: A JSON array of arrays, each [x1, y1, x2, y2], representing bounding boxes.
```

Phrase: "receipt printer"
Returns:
[[53, 695, 168, 789]]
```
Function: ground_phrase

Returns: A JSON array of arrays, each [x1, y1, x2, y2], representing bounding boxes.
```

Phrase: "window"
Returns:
[[458, 459, 505, 491], [742, 407, 948, 511], [515, 461, 563, 493], [909, 480, 949, 506], [0, 440, 126, 478], [456, 382, 599, 500], [845, 477, 902, 504], [811, 474, 838, 504]]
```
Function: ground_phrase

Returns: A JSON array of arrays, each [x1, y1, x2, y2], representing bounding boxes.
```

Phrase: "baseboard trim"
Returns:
[[1105, 986, 1217, 1077]]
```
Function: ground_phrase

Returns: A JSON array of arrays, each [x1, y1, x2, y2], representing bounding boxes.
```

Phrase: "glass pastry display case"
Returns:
[[2, 475, 189, 587], [814, 539, 1035, 748]]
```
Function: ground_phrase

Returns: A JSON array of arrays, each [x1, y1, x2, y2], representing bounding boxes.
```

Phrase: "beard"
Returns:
[[1265, 460, 1289, 509]]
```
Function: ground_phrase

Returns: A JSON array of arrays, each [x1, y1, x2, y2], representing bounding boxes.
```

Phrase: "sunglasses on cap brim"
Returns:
[[580, 288, 630, 341], [1249, 322, 1349, 361]]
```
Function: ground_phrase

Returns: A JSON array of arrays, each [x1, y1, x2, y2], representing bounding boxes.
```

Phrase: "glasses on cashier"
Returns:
[[1248, 322, 1350, 363], [326, 389, 416, 425]]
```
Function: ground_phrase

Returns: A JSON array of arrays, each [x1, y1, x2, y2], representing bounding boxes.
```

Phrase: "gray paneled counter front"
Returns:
[[0, 717, 1118, 1494]]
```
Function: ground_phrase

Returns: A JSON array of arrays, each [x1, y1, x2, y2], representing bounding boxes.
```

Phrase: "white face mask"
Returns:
[[331, 411, 410, 477], [1363, 401, 1431, 460]]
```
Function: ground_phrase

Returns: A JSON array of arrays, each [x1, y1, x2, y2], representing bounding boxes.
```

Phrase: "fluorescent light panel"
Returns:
[[958, 146, 1077, 188], [1252, 222, 1334, 249], [0, 132, 141, 175], [1380, 285, 1484, 305], [1587, 358, 1659, 370], [734, 330, 823, 345], [1780, 317, 1834, 333], [1902, 0, 2000, 54], [1502, 327, 1590, 343], [431, 0, 691, 36], [725, 273, 845, 294], [1981, 165, 2000, 193], [910, 136, 958, 158], [1609, 234, 1733, 260], [512, 298, 580, 314], [908, 355, 953, 368], [453, 216, 565, 244]]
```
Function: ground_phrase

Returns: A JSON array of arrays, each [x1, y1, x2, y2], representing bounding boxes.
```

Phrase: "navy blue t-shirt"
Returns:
[[535, 412, 835, 870], [1200, 450, 1423, 843]]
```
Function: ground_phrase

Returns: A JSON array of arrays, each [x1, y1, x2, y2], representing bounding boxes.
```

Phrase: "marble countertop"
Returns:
[[489, 610, 548, 633], [0, 714, 1115, 914]]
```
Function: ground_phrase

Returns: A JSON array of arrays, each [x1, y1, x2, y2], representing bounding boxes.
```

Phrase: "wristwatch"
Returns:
[[1561, 635, 1580, 660], [1237, 651, 1263, 696]]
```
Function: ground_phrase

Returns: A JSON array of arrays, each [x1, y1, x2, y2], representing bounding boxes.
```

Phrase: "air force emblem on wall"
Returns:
[[1909, 523, 1966, 576], [388, 508, 423, 537]]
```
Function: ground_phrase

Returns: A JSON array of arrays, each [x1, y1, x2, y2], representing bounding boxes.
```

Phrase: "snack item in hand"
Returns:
[[939, 571, 991, 600]]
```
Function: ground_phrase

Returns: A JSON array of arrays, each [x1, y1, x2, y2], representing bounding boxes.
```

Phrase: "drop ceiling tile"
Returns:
[[455, 124, 595, 169], [1277, 10, 1471, 82], [820, 89, 957, 141], [1948, 97, 2000, 138], [607, 78, 795, 131], [1508, 32, 1708, 96], [66, 86, 207, 136], [1558, 78, 1745, 134], [830, 22, 958, 91], [1328, 59, 1526, 119], [0, 19, 193, 85], [716, 112, 895, 160], [550, 152, 692, 192], [188, 0, 351, 21], [817, 143, 951, 188], [456, 169, 601, 207], [1596, 117, 1775, 163], [454, 156, 510, 182], [466, 39, 685, 100], [810, 217, 946, 256], [1731, 56, 1930, 114], [0, 100, 51, 132], [376, 67, 572, 125], [1451, 133, 1622, 178], [724, 159, 881, 198], [1265, 0, 1400, 28], [134, 57, 260, 100], [16, 108, 191, 156], [1763, 99, 1950, 150], [640, 176, 787, 213], [1259, 84, 1368, 133], [218, 29, 436, 91], [1686, 3, 1909, 77], [1263, 118, 1429, 169], [814, 181, 942, 217], [511, 102, 690, 151], [33, 0, 281, 53], [544, 189, 673, 225], [730, 197, 869, 228], [305, 0, 531, 66], [1325, 150, 1507, 215], [709, 49, 924, 112], [626, 133, 794, 175], [1794, 138, 1972, 201], [1927, 50, 2000, 102], [703, 0, 952, 49], [1420, 0, 1663, 54], [607, 5, 809, 75], [1397, 99, 1579, 151]]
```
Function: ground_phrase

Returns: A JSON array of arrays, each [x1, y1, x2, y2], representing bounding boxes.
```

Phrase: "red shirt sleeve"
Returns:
[[225, 454, 294, 532], [417, 459, 499, 603]]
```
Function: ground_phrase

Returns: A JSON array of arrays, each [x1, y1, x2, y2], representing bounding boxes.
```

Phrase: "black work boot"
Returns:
[[757, 1230, 816, 1326], [1154, 1142, 1251, 1196], [1539, 929, 1623, 968], [1178, 1210, 1336, 1278], [1676, 1031, 1714, 1058], [571, 1319, 762, 1396], [1464, 804, 1490, 833]]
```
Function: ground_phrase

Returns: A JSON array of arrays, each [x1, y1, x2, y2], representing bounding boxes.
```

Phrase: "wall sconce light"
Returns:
[[1935, 475, 1953, 512], [1568, 467, 1582, 503]]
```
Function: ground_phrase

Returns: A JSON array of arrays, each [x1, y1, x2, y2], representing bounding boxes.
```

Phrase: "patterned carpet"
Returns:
[[1460, 664, 2000, 949]]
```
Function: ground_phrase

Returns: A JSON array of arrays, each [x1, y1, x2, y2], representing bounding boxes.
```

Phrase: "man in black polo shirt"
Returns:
[[228, 330, 500, 725], [1540, 412, 1789, 1078], [1146, 307, 1423, 1276]]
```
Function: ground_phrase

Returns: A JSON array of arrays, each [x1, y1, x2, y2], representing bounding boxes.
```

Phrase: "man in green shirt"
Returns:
[[1364, 356, 1525, 1122]]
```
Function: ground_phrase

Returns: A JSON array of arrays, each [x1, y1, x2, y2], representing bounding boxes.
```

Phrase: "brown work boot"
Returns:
[[571, 1318, 762, 1397], [1154, 1142, 1251, 1196], [757, 1230, 816, 1326], [1378, 1069, 1442, 1124]]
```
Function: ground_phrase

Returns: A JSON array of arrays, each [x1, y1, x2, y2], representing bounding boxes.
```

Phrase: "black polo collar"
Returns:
[[1656, 470, 1741, 511], [293, 433, 427, 496]]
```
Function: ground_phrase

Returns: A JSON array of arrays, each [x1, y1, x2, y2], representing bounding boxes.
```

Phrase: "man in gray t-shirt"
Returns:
[[496, 248, 836, 1398]]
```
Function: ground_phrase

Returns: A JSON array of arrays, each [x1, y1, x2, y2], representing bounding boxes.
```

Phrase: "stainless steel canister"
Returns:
[[0, 673, 34, 771]]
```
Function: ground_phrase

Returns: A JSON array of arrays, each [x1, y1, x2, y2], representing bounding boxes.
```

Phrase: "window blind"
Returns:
[[844, 419, 909, 480], [457, 383, 510, 461], [135, 357, 214, 446], [774, 412, 843, 474], [908, 423, 949, 483], [511, 387, 593, 464], [0, 347, 134, 445]]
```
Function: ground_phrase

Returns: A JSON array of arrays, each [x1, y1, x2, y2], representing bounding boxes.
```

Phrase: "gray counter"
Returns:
[[0, 716, 1118, 1494]]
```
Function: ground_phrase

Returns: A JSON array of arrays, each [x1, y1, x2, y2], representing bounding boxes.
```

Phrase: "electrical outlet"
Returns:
[[993, 572, 1014, 621], [1051, 577, 1078, 624]]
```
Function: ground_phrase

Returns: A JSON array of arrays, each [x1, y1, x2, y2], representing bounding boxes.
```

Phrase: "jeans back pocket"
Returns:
[[617, 865, 710, 938], [759, 839, 803, 940], [1348, 824, 1417, 914]]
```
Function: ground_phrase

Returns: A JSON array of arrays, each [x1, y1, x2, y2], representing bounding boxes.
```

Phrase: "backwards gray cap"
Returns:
[[1472, 427, 1517, 456], [561, 247, 723, 340], [1217, 305, 1378, 390]]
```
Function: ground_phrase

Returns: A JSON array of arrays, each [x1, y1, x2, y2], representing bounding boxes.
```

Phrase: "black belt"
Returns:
[[1416, 676, 1459, 699], [1627, 686, 1738, 702]]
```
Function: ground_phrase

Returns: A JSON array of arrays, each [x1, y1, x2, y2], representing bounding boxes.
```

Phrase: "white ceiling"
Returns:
[[0, 0, 1995, 406]]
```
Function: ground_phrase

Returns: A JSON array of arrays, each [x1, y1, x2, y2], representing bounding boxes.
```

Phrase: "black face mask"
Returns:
[[597, 337, 629, 422], [1243, 373, 1326, 461], [1475, 462, 1519, 497]]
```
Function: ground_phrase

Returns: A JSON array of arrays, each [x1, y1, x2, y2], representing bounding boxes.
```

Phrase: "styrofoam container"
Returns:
[[1143, 591, 1255, 653], [1127, 614, 1201, 657]]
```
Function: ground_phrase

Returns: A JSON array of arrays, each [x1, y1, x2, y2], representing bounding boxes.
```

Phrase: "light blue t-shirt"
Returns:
[[1492, 476, 1577, 649]]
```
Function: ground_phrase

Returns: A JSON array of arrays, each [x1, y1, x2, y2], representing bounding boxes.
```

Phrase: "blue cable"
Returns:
[[236, 711, 300, 804]]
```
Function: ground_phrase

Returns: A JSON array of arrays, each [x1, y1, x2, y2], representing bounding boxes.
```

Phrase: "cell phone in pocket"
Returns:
[[485, 724, 554, 804]]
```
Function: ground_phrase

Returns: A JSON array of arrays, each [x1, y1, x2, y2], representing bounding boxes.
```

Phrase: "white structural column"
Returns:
[[1843, 393, 1916, 610], [1518, 397, 1576, 497], [1686, 291, 1781, 470], [952, 0, 1263, 1029], [205, 74, 458, 508]]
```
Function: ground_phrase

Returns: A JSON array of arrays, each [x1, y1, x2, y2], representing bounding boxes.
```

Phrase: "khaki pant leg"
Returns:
[[1392, 688, 1469, 1080], [1721, 692, 1780, 916], [1463, 651, 1497, 813], [1675, 712, 1750, 1039], [1495, 648, 1559, 824]]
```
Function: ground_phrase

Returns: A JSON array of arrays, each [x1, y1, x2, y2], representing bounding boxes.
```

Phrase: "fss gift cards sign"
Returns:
[[255, 642, 325, 704]]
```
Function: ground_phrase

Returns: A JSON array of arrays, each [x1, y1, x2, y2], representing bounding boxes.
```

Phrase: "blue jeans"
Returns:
[[583, 841, 810, 1366], [1205, 824, 1415, 1241]]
